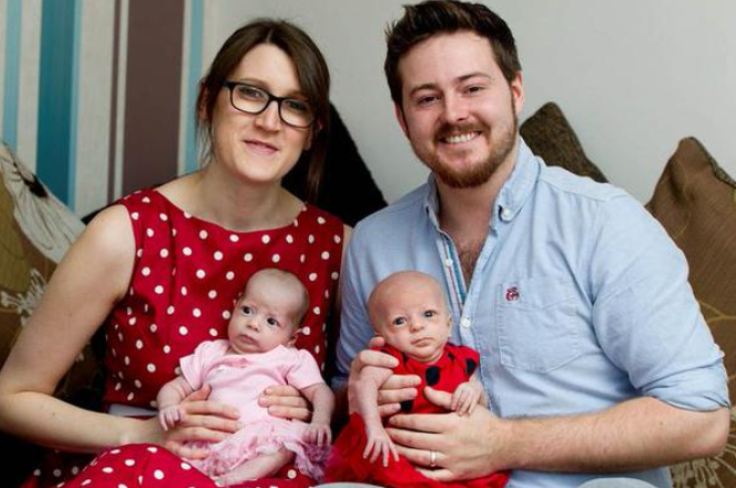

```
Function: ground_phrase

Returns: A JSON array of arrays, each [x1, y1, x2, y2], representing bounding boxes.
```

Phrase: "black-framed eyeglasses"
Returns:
[[223, 81, 314, 129]]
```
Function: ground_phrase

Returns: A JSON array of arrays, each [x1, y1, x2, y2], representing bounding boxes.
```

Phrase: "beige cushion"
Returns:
[[0, 142, 96, 401], [520, 102, 608, 182], [646, 137, 736, 488]]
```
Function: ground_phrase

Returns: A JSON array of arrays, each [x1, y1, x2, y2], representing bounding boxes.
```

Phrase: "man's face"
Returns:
[[396, 31, 524, 188]]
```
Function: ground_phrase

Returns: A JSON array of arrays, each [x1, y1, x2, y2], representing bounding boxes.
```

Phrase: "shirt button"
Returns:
[[501, 208, 513, 220], [444, 258, 453, 267], [460, 317, 472, 328]]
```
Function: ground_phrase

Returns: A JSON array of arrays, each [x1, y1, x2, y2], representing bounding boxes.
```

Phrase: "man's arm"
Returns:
[[387, 390, 729, 482]]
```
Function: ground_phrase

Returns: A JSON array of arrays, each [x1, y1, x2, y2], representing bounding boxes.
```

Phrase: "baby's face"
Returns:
[[227, 276, 301, 354], [371, 274, 451, 364]]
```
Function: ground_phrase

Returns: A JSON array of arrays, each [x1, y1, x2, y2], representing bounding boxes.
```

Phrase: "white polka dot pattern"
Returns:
[[101, 189, 343, 412]]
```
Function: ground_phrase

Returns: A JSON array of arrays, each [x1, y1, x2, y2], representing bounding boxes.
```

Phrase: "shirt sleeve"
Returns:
[[285, 349, 327, 390], [179, 340, 222, 391], [590, 195, 729, 411], [332, 223, 379, 390]]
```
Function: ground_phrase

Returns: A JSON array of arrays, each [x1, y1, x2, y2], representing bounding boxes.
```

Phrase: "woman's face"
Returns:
[[209, 43, 313, 187]]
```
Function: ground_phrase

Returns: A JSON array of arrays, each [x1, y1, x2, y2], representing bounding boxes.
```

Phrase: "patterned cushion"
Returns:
[[0, 141, 100, 400], [520, 102, 608, 183], [646, 137, 736, 488]]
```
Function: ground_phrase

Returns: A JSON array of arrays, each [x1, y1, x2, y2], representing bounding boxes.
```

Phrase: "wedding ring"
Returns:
[[429, 450, 437, 468]]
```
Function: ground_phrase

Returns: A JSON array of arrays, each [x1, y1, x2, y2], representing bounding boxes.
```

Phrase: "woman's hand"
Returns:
[[259, 384, 312, 421], [152, 385, 242, 459], [349, 336, 421, 416]]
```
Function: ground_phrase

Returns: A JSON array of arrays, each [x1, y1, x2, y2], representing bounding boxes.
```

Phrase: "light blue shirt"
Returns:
[[335, 139, 729, 488]]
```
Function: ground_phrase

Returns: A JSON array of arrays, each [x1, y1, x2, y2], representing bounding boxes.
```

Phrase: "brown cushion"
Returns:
[[646, 137, 736, 488], [520, 102, 608, 183], [0, 142, 99, 402]]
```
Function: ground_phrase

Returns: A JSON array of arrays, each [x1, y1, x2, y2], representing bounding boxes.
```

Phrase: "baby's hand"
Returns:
[[450, 381, 483, 416], [158, 405, 185, 431], [305, 421, 332, 446], [364, 424, 399, 467]]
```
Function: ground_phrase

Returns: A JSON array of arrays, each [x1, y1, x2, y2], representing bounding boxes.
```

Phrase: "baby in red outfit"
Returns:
[[325, 271, 509, 488]]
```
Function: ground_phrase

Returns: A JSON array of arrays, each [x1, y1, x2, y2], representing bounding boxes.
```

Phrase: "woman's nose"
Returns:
[[254, 100, 282, 131]]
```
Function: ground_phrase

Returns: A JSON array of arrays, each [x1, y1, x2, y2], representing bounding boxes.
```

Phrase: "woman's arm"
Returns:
[[0, 206, 240, 456], [0, 205, 145, 452]]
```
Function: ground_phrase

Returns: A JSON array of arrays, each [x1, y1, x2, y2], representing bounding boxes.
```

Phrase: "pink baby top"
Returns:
[[180, 340, 325, 421]]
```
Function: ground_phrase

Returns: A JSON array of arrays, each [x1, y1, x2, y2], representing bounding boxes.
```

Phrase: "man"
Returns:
[[334, 1, 730, 488]]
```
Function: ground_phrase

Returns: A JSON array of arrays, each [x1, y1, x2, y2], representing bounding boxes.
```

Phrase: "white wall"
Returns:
[[207, 1, 736, 204]]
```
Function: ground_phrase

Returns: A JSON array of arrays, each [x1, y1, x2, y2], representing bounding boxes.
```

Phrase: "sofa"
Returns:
[[1, 102, 734, 488]]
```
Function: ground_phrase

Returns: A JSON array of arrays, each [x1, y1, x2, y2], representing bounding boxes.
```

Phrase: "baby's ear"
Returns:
[[287, 328, 299, 347]]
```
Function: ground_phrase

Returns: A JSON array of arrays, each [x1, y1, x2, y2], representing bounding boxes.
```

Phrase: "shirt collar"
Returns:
[[423, 137, 540, 227]]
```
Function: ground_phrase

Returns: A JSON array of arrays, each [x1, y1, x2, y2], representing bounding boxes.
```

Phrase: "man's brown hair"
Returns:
[[385, 0, 521, 106]]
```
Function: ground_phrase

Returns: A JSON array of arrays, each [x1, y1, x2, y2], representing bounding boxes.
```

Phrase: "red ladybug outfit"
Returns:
[[325, 343, 509, 488]]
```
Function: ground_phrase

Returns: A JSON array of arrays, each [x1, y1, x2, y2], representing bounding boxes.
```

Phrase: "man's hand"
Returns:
[[348, 336, 421, 416], [259, 384, 311, 421], [450, 381, 484, 416], [386, 386, 508, 482]]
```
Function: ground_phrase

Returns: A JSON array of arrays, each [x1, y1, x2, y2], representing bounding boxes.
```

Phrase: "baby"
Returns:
[[156, 268, 334, 486], [325, 271, 508, 488]]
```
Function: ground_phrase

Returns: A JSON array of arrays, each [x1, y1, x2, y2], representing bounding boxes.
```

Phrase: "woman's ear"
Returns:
[[304, 121, 323, 151], [196, 83, 210, 122]]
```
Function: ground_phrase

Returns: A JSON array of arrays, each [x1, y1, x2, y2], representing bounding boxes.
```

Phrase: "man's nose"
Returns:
[[442, 93, 470, 123]]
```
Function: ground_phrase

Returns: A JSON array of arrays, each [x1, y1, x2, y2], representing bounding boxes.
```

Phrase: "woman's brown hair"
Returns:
[[197, 19, 330, 202]]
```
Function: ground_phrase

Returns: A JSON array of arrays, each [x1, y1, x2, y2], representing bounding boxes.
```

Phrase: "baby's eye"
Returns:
[[266, 317, 279, 327], [392, 317, 406, 327], [423, 310, 436, 318], [241, 306, 252, 315]]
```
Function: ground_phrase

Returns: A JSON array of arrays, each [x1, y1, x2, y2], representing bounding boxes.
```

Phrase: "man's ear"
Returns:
[[394, 103, 410, 138], [510, 72, 525, 117]]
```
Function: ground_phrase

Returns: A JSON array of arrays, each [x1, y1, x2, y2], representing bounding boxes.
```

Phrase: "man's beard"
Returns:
[[418, 112, 518, 189]]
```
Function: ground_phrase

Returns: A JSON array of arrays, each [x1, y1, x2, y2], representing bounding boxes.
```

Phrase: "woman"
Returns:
[[0, 19, 348, 488]]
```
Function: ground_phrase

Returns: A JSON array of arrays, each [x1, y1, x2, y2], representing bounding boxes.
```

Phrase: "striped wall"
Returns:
[[0, 0, 205, 218]]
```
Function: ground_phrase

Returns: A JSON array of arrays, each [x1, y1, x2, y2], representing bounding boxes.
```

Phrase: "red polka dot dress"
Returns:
[[325, 344, 510, 488], [22, 188, 344, 488]]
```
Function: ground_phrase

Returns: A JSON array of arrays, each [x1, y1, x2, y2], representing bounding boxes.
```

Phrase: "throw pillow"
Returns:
[[520, 102, 608, 183], [283, 102, 387, 226], [0, 141, 99, 401], [646, 137, 736, 488]]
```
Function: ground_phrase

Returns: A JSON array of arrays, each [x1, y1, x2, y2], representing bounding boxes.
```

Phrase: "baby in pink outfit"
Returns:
[[156, 268, 334, 486]]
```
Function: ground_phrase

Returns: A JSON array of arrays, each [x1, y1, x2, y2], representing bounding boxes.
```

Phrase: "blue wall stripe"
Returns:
[[36, 0, 80, 206], [185, 0, 203, 173], [2, 0, 23, 149], [67, 0, 83, 210]]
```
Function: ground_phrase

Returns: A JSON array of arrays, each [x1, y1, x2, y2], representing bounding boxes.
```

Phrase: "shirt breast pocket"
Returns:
[[496, 277, 579, 373]]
